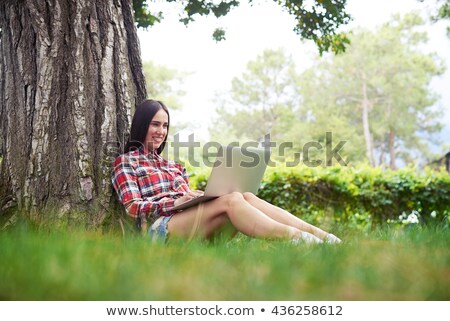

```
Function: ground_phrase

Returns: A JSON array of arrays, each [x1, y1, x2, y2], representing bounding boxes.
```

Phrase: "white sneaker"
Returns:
[[292, 232, 323, 245], [324, 233, 342, 244]]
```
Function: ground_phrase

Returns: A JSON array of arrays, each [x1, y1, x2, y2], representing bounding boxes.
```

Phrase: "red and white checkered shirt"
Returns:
[[112, 148, 190, 226]]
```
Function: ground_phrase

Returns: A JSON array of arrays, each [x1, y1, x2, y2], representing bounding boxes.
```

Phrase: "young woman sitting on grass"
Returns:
[[112, 99, 341, 244]]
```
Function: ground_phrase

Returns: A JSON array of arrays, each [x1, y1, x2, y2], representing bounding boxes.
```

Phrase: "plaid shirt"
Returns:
[[112, 148, 190, 226]]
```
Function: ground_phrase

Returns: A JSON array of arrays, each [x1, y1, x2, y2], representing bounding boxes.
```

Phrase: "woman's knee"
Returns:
[[242, 192, 256, 201], [224, 191, 244, 205], [217, 192, 245, 211]]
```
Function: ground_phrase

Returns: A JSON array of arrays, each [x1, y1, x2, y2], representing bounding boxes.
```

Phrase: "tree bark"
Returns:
[[0, 0, 146, 227]]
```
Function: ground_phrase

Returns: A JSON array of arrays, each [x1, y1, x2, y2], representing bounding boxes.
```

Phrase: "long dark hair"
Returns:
[[124, 99, 170, 154]]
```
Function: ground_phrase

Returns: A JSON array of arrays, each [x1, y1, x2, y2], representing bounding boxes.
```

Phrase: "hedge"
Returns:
[[187, 164, 450, 229]]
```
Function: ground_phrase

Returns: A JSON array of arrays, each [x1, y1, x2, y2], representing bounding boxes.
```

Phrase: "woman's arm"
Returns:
[[111, 155, 179, 228]]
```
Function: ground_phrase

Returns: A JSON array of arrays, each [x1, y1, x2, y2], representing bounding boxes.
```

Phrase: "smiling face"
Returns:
[[144, 108, 169, 152]]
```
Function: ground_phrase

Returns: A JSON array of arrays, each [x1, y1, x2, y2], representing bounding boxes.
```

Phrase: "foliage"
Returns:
[[436, 0, 450, 35], [133, 0, 352, 53], [189, 163, 450, 230], [209, 14, 446, 169], [0, 223, 449, 300], [142, 61, 194, 134], [421, 0, 450, 37], [210, 49, 298, 143], [133, 0, 164, 28], [277, 0, 351, 54], [295, 12, 445, 168], [170, 0, 240, 23], [142, 61, 188, 110]]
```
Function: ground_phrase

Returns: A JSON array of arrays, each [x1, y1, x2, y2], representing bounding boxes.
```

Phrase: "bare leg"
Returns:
[[242, 192, 330, 240], [168, 192, 302, 240]]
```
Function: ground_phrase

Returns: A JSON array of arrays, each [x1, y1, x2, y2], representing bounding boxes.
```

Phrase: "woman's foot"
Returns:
[[324, 233, 342, 244], [292, 231, 323, 244]]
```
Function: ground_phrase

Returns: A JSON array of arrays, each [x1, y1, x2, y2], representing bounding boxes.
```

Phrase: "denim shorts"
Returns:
[[148, 215, 173, 243]]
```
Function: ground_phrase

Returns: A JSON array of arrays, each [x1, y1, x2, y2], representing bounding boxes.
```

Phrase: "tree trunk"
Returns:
[[379, 141, 385, 169], [389, 127, 396, 170], [385, 99, 396, 170], [0, 0, 146, 227], [361, 79, 375, 166]]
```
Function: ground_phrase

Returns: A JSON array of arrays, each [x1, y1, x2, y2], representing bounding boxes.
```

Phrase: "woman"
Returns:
[[112, 99, 341, 244]]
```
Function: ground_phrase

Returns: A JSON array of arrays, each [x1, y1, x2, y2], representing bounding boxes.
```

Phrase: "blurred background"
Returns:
[[137, 0, 450, 170]]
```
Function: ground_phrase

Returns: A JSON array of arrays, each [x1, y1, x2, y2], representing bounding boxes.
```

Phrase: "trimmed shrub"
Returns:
[[188, 164, 450, 229]]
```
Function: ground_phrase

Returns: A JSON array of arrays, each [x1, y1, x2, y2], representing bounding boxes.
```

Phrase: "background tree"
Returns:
[[296, 13, 445, 168], [143, 60, 192, 134], [143, 61, 186, 109], [436, 0, 450, 36], [419, 0, 450, 37], [210, 49, 298, 144]]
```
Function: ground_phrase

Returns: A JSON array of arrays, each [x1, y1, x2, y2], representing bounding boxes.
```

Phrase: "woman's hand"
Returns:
[[174, 190, 204, 207]]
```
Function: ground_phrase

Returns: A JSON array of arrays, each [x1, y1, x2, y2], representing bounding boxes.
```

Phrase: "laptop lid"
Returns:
[[203, 144, 270, 196], [172, 144, 270, 211]]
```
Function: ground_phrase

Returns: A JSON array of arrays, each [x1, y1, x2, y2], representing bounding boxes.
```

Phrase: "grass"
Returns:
[[0, 223, 449, 300]]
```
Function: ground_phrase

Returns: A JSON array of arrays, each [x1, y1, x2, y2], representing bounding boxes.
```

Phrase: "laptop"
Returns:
[[172, 145, 270, 211]]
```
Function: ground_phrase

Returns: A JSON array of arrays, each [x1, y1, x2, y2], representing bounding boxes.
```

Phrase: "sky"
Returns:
[[137, 0, 450, 153]]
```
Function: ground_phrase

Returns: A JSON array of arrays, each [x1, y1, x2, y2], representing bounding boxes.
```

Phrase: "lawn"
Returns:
[[0, 224, 448, 300]]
